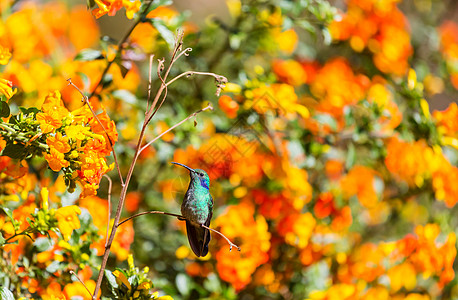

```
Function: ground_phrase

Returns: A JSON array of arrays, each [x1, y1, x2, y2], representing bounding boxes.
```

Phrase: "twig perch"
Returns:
[[117, 210, 241, 252]]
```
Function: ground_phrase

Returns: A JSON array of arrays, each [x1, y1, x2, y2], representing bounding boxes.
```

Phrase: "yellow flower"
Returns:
[[0, 46, 12, 65], [47, 132, 71, 153], [0, 78, 17, 100], [157, 296, 174, 300], [55, 205, 81, 241], [37, 110, 62, 134], [65, 124, 90, 141], [388, 262, 417, 292], [123, 0, 141, 19], [41, 90, 69, 119], [41, 187, 49, 210], [272, 28, 298, 54], [92, 0, 110, 18], [407, 68, 417, 90], [113, 270, 131, 289]]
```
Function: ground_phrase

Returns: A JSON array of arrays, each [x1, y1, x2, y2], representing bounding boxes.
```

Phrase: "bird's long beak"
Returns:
[[171, 162, 195, 173]]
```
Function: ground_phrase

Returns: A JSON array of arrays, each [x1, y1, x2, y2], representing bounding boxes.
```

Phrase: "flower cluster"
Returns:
[[90, 0, 141, 19], [35, 90, 116, 196], [385, 136, 458, 206], [329, 0, 412, 75], [438, 21, 458, 89]]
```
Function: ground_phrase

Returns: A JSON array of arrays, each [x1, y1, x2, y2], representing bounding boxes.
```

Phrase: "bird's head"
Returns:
[[171, 162, 210, 190]]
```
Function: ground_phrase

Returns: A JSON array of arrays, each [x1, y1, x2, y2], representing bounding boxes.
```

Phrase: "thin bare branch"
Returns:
[[166, 71, 228, 96], [70, 270, 93, 298], [67, 79, 124, 186], [87, 0, 155, 101], [140, 103, 213, 154], [117, 210, 241, 252], [172, 47, 193, 63], [202, 224, 241, 252], [102, 174, 112, 247], [146, 54, 155, 114], [117, 211, 183, 227]]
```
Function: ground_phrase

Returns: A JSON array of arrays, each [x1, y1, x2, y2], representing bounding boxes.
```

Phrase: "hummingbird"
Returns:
[[171, 162, 213, 257]]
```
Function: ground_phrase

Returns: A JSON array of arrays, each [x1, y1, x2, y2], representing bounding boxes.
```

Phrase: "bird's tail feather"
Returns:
[[186, 220, 210, 257]]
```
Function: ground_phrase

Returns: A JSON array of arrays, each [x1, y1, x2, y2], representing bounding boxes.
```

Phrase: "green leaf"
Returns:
[[0, 232, 5, 247], [46, 260, 61, 273], [86, 0, 96, 9], [101, 269, 119, 298], [1, 143, 27, 160], [19, 106, 40, 116], [175, 273, 191, 296], [34, 237, 52, 252], [0, 287, 14, 300], [346, 143, 356, 169], [112, 90, 137, 105], [0, 101, 10, 118], [1, 208, 14, 223], [151, 19, 175, 48], [74, 49, 104, 61]]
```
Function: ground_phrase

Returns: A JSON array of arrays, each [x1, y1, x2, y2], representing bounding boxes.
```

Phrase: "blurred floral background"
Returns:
[[1, 0, 458, 299]]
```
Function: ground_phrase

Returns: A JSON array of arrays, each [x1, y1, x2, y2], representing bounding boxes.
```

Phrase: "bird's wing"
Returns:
[[200, 197, 212, 256]]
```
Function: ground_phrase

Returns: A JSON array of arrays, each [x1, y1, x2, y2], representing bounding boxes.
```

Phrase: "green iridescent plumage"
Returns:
[[172, 162, 213, 257]]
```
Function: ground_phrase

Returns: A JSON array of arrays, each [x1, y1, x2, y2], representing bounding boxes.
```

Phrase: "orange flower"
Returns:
[[439, 21, 458, 89], [55, 205, 81, 241], [65, 124, 91, 141], [69, 5, 100, 51], [41, 90, 69, 119], [272, 59, 307, 86], [409, 224, 457, 287], [341, 165, 378, 208], [325, 159, 344, 180], [272, 28, 298, 54], [310, 58, 368, 114], [218, 95, 239, 119], [156, 121, 175, 142], [277, 213, 316, 248], [388, 262, 417, 292], [433, 102, 458, 138], [147, 6, 179, 20], [110, 219, 134, 260], [384, 137, 435, 186], [64, 280, 97, 300], [431, 161, 458, 207], [37, 111, 62, 134], [215, 202, 271, 290], [331, 205, 353, 231], [125, 191, 141, 213], [329, 0, 412, 75], [44, 148, 70, 172], [46, 132, 71, 154], [90, 109, 118, 153], [92, 0, 140, 19], [79, 195, 108, 229], [249, 83, 309, 119], [0, 78, 17, 100], [314, 192, 336, 218]]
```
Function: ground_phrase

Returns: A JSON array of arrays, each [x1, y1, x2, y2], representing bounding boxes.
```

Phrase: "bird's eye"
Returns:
[[199, 173, 204, 177]]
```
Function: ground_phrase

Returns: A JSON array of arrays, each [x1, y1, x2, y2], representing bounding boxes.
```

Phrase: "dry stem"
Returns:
[[66, 79, 124, 186], [91, 30, 224, 299], [70, 270, 92, 298], [102, 174, 112, 247], [139, 103, 213, 154], [117, 210, 241, 252]]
